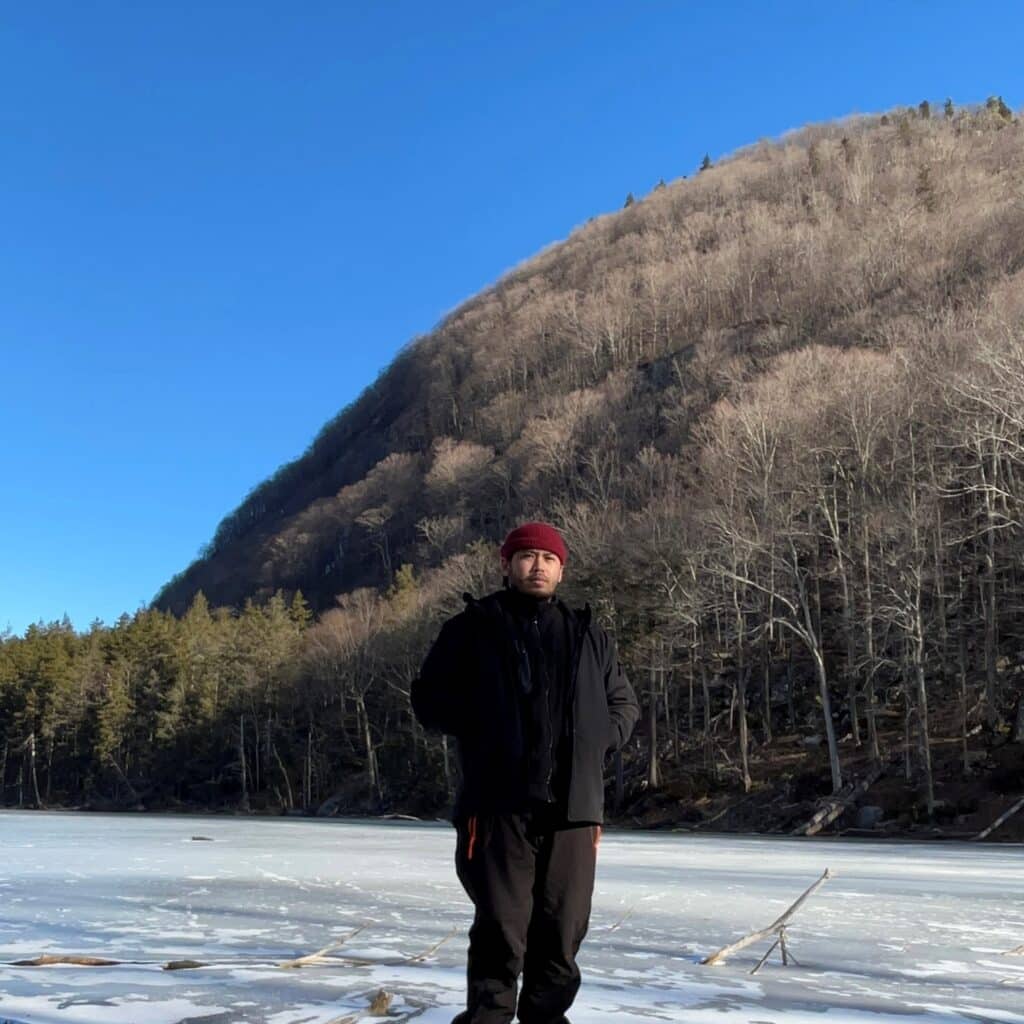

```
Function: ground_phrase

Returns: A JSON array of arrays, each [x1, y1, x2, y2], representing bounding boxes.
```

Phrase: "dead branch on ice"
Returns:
[[11, 954, 123, 967], [279, 923, 370, 967], [7, 922, 455, 972], [605, 904, 636, 933], [971, 795, 1024, 841], [381, 926, 457, 965], [701, 868, 832, 968], [1004, 943, 1024, 956]]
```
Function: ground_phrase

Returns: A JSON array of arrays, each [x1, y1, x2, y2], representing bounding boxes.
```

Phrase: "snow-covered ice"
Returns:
[[1, 810, 1022, 1023]]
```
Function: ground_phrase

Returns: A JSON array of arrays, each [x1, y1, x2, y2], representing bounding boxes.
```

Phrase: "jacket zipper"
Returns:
[[564, 605, 589, 794], [532, 615, 558, 799]]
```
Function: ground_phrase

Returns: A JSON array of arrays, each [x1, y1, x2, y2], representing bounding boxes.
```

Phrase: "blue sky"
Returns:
[[1, 1, 1021, 636]]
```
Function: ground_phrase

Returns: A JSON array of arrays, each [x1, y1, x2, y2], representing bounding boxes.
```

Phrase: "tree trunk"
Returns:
[[646, 664, 659, 789], [983, 449, 999, 724], [1012, 695, 1024, 744], [862, 514, 880, 763], [305, 723, 313, 808], [356, 695, 380, 802], [272, 743, 293, 810], [732, 570, 751, 792], [27, 733, 43, 809], [687, 640, 695, 738], [812, 650, 842, 793], [441, 734, 453, 800], [913, 626, 935, 817], [958, 573, 970, 776], [701, 659, 714, 776], [238, 715, 249, 811]]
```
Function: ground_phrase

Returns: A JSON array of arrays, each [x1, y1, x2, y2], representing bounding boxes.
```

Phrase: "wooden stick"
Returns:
[[971, 796, 1024, 841], [279, 923, 370, 968], [386, 927, 456, 965], [780, 927, 800, 966], [701, 869, 832, 966], [605, 905, 636, 933], [1004, 943, 1024, 957], [749, 935, 781, 975]]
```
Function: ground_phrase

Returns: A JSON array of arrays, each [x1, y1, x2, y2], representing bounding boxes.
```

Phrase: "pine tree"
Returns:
[[699, 153, 713, 172], [986, 95, 1013, 123], [386, 564, 418, 618], [623, 192, 635, 208], [944, 97, 954, 120], [289, 590, 311, 631], [918, 99, 931, 120]]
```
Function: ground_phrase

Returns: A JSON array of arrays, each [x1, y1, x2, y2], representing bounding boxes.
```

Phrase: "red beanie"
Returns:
[[500, 522, 568, 565]]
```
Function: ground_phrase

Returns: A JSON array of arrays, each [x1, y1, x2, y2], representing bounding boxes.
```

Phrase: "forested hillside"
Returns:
[[4, 100, 1024, 835]]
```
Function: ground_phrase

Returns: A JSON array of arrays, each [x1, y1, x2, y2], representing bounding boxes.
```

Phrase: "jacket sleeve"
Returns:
[[602, 631, 639, 753], [411, 615, 469, 736]]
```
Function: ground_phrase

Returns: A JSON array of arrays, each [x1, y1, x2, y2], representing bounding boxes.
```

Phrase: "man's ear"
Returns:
[[500, 555, 511, 575]]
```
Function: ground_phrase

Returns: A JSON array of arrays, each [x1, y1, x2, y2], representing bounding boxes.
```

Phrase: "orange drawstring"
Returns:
[[467, 816, 478, 860]]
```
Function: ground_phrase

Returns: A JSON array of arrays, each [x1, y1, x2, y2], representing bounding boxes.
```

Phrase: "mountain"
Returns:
[[138, 101, 1024, 832], [155, 101, 1024, 620]]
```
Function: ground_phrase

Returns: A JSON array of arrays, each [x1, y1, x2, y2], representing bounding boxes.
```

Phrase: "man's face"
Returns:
[[502, 548, 564, 598]]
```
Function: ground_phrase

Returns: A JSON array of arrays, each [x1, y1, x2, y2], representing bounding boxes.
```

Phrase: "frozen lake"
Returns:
[[0, 811, 1022, 1023]]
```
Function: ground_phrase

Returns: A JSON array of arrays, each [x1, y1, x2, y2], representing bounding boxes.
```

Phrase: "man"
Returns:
[[412, 521, 639, 1024]]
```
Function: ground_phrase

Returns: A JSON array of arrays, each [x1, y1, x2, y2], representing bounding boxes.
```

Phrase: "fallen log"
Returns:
[[971, 795, 1024, 842], [792, 768, 883, 837], [701, 868, 832, 968]]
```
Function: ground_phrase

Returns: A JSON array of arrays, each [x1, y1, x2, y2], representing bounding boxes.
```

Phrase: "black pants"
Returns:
[[452, 810, 600, 1024]]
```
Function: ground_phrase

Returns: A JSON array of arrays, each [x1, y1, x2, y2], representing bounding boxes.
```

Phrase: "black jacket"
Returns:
[[411, 590, 639, 823]]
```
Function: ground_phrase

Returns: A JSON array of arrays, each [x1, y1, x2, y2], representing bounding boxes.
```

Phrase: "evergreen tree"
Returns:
[[699, 153, 712, 172], [623, 192, 635, 208], [986, 95, 1013, 122], [944, 97, 954, 119], [289, 590, 311, 631], [918, 99, 931, 120]]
